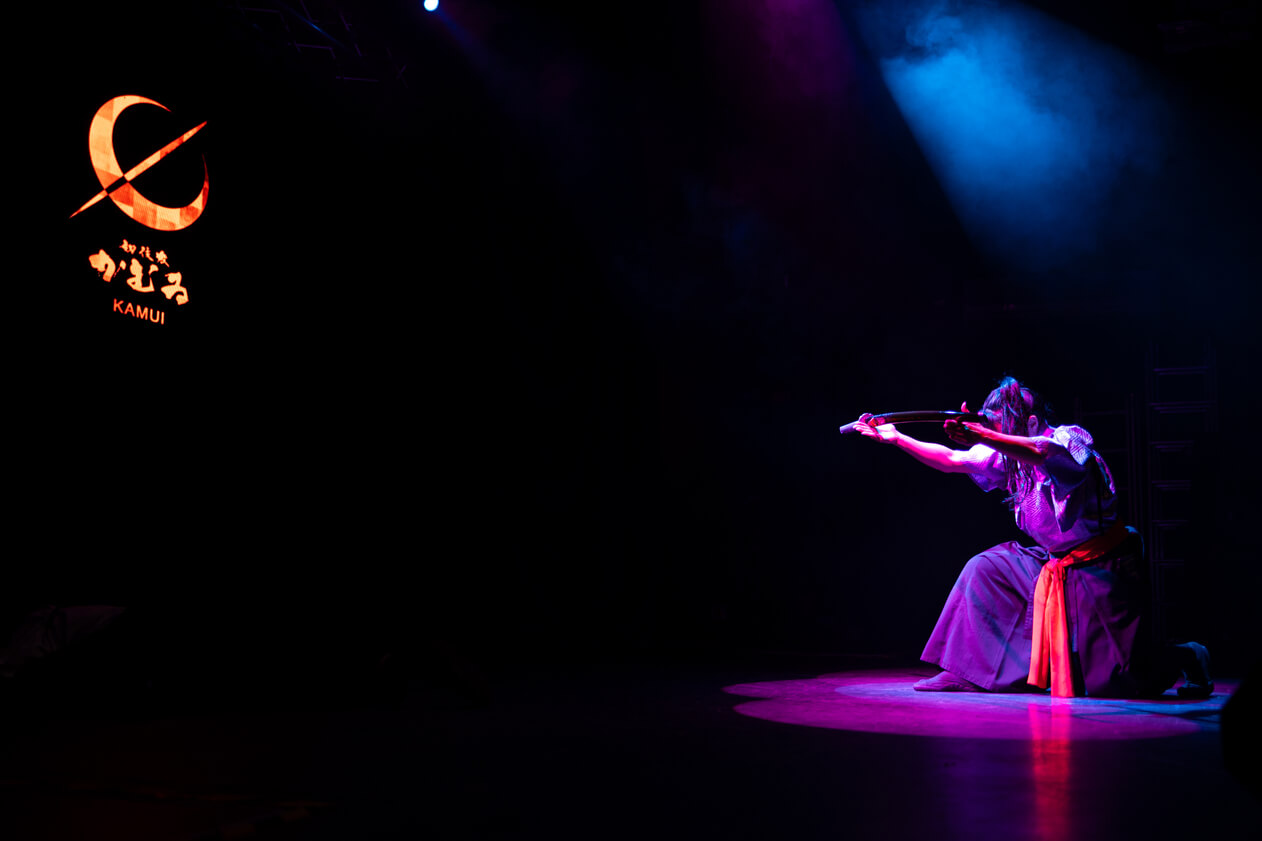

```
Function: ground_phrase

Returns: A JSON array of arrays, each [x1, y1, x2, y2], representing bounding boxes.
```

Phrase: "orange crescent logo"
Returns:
[[70, 95, 209, 231]]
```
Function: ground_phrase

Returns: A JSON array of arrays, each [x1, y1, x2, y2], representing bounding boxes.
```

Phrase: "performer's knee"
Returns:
[[960, 547, 1005, 579], [955, 543, 1032, 598]]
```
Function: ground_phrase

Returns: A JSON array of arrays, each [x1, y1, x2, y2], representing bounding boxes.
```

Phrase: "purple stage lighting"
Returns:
[[722, 670, 1233, 740]]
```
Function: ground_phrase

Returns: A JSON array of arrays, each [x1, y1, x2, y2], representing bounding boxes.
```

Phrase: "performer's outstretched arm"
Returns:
[[853, 413, 978, 474]]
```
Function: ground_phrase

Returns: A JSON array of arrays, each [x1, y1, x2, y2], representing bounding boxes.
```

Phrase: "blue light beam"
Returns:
[[855, 0, 1171, 277]]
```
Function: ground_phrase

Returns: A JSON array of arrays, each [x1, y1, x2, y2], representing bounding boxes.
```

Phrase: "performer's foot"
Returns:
[[1174, 642, 1214, 699], [913, 671, 984, 692]]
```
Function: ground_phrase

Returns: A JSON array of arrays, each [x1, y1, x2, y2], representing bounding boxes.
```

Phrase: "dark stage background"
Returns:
[[12, 0, 1260, 686]]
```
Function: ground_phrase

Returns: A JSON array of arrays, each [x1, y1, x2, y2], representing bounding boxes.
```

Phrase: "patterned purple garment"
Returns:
[[957, 425, 1117, 553]]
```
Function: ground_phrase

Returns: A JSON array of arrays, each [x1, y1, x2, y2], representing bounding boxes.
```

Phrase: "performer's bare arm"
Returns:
[[943, 421, 1052, 467], [853, 413, 977, 473], [854, 400, 1054, 473]]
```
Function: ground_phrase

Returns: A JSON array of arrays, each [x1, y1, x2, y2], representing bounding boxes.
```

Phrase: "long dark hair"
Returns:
[[980, 376, 1057, 502]]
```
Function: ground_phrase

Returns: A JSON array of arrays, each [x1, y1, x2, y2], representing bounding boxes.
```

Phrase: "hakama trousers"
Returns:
[[921, 528, 1167, 697]]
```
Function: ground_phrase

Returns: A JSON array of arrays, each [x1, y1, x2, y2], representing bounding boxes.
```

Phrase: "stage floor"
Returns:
[[0, 657, 1253, 840]]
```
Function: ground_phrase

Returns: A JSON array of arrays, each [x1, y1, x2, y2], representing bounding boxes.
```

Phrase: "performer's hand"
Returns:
[[855, 413, 899, 444], [945, 402, 987, 446]]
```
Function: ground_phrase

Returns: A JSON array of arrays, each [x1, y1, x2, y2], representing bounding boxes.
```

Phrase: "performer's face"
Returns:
[[979, 393, 1004, 431], [980, 393, 1041, 436]]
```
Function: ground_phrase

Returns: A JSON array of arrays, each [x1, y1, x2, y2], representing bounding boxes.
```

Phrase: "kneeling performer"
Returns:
[[854, 376, 1210, 698]]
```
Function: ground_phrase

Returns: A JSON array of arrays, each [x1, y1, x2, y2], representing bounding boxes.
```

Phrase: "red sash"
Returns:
[[1028, 520, 1130, 697]]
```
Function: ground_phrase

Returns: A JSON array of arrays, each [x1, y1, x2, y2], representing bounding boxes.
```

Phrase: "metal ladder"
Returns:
[[1144, 341, 1217, 644]]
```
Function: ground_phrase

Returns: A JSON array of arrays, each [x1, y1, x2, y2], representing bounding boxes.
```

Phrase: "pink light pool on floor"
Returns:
[[722, 669, 1230, 740]]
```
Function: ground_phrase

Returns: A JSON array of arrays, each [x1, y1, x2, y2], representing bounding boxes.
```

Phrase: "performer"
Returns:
[[854, 376, 1211, 698]]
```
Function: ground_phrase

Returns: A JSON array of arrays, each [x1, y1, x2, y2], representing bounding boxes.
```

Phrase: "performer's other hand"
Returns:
[[855, 413, 899, 444], [945, 402, 986, 446]]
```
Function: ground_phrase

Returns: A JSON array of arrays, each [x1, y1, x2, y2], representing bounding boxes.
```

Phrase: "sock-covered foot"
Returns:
[[1175, 642, 1213, 699]]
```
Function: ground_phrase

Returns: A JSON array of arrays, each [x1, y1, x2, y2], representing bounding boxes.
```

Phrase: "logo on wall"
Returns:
[[71, 95, 208, 230], [89, 239, 188, 325], [72, 95, 207, 325]]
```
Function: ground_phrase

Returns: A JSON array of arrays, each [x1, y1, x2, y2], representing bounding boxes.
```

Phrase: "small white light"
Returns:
[[424, 0, 438, 11]]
